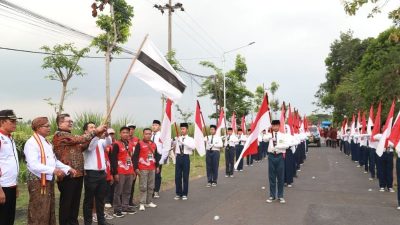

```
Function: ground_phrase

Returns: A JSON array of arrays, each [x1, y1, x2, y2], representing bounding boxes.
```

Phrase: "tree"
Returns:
[[41, 43, 89, 115], [343, 0, 400, 27], [253, 85, 265, 112], [198, 55, 253, 121], [175, 104, 193, 123], [91, 0, 134, 121]]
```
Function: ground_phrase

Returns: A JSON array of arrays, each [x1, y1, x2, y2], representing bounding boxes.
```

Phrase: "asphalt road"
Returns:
[[115, 147, 399, 225]]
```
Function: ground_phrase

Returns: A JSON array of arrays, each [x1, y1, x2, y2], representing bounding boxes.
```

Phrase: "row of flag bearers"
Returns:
[[338, 100, 400, 210]]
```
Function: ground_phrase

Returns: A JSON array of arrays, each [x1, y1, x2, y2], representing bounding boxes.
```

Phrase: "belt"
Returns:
[[269, 152, 283, 157]]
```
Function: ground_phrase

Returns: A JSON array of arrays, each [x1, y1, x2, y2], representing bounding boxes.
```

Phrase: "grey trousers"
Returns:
[[113, 174, 134, 212], [139, 170, 155, 204]]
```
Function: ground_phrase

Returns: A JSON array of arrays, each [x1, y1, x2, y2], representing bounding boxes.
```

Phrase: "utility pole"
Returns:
[[154, 1, 184, 119]]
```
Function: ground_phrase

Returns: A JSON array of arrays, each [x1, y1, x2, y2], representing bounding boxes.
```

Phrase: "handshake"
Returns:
[[54, 168, 77, 179]]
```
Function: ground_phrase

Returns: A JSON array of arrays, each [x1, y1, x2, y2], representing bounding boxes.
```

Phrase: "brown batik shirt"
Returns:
[[52, 130, 96, 178]]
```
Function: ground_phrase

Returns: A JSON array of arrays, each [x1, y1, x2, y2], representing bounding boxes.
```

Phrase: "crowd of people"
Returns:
[[0, 109, 314, 225], [325, 124, 400, 210]]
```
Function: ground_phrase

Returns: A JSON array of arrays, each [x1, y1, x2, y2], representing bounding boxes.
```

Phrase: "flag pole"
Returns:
[[102, 34, 149, 124]]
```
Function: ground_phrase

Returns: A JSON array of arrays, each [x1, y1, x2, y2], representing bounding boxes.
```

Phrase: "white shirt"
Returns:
[[267, 131, 290, 154], [0, 132, 19, 187], [258, 133, 270, 143], [205, 135, 223, 151], [236, 134, 247, 146], [174, 135, 196, 155], [151, 131, 163, 154], [83, 136, 112, 171], [224, 134, 239, 147], [24, 134, 70, 181]]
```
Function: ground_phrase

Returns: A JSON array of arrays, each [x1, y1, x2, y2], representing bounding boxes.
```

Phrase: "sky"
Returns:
[[0, 0, 397, 126]]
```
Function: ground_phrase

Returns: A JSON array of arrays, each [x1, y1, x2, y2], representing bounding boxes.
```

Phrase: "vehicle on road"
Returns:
[[308, 125, 321, 147]]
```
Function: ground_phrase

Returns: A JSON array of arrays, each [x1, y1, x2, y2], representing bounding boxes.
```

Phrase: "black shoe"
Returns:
[[122, 207, 137, 215], [113, 211, 124, 218]]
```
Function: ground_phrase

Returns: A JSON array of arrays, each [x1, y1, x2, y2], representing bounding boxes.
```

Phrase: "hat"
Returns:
[[31, 117, 49, 131], [107, 128, 115, 134], [210, 125, 217, 129], [180, 122, 189, 128], [271, 120, 280, 125], [227, 127, 233, 131], [153, 120, 161, 125], [237, 128, 243, 132], [0, 110, 22, 120], [126, 123, 136, 129]]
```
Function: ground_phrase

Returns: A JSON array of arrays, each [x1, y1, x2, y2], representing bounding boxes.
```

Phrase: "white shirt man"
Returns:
[[0, 132, 19, 188], [84, 136, 112, 171]]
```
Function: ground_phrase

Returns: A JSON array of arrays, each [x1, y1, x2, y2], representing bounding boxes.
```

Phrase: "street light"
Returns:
[[222, 41, 255, 128]]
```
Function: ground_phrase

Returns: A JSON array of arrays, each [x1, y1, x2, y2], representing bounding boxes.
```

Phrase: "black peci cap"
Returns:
[[210, 125, 217, 129], [153, 120, 161, 125], [227, 127, 233, 131], [180, 122, 189, 128], [271, 120, 280, 125]]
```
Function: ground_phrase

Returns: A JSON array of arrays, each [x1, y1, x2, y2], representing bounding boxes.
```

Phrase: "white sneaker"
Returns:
[[92, 214, 98, 223], [146, 202, 157, 208], [287, 184, 292, 188], [230, 175, 234, 178], [206, 183, 211, 188], [104, 212, 114, 220], [369, 178, 374, 181], [388, 188, 395, 193], [363, 171, 368, 174], [239, 170, 243, 172], [397, 206, 400, 210], [279, 198, 286, 204], [266, 197, 275, 203], [139, 204, 145, 211], [174, 196, 181, 200], [379, 188, 385, 192], [211, 183, 217, 187], [153, 192, 160, 198], [182, 196, 188, 200], [105, 203, 112, 208], [225, 175, 229, 178], [356, 165, 361, 168]]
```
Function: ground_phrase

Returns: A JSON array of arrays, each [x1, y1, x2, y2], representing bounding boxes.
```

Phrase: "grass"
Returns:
[[14, 151, 226, 225]]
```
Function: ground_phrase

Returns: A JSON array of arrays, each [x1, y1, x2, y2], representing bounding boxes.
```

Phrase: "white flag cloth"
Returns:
[[159, 99, 173, 164], [130, 38, 186, 101], [216, 108, 226, 137], [376, 101, 395, 157], [194, 101, 206, 156]]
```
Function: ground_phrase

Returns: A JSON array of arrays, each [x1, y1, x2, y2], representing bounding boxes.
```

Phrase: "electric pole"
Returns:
[[154, 1, 184, 119]]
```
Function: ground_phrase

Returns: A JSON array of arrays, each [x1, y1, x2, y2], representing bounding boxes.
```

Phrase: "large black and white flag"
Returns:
[[130, 38, 186, 100]]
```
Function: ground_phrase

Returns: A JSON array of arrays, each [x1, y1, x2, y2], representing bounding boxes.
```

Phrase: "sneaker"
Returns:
[[397, 206, 400, 210], [113, 211, 124, 218], [369, 178, 374, 181], [279, 198, 286, 204], [250, 164, 254, 167], [230, 175, 234, 178], [174, 195, 181, 200], [287, 184, 292, 188], [182, 196, 188, 200], [123, 207, 137, 215], [105, 212, 114, 220], [245, 164, 248, 167], [379, 188, 385, 192], [105, 203, 112, 208], [153, 192, 160, 198], [356, 165, 361, 168], [206, 183, 212, 188], [297, 169, 301, 172], [266, 197, 275, 203], [146, 202, 157, 208], [211, 183, 217, 187], [239, 170, 243, 172], [129, 202, 138, 208], [93, 214, 98, 223], [139, 204, 145, 211], [225, 175, 229, 178], [363, 171, 368, 174], [121, 211, 127, 215], [388, 188, 395, 193], [234, 169, 238, 172]]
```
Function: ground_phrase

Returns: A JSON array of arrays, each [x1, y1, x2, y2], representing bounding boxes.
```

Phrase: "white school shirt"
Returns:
[[0, 132, 19, 187], [151, 131, 163, 155], [267, 131, 290, 154], [224, 134, 239, 147], [83, 136, 112, 171], [236, 134, 248, 146], [205, 135, 223, 151], [174, 135, 196, 155], [24, 134, 70, 181]]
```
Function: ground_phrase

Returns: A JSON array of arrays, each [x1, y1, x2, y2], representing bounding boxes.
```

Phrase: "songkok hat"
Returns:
[[31, 117, 49, 131], [180, 123, 189, 128], [153, 120, 161, 125]]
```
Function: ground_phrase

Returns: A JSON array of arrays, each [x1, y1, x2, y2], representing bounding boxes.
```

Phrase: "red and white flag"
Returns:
[[159, 98, 173, 163], [231, 112, 237, 134], [376, 100, 395, 157], [356, 111, 361, 132], [361, 111, 367, 135], [367, 105, 374, 135], [388, 108, 400, 153], [241, 116, 246, 133], [194, 101, 206, 156], [216, 108, 226, 137], [234, 94, 271, 169], [279, 103, 286, 133], [350, 114, 356, 136], [371, 102, 382, 143]]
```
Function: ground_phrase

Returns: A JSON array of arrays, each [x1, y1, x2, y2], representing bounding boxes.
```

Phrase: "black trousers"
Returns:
[[129, 174, 137, 206], [57, 176, 84, 225], [235, 145, 244, 170], [206, 150, 220, 183], [225, 147, 235, 176], [0, 186, 16, 225], [83, 170, 107, 225], [175, 154, 190, 196], [154, 165, 162, 193]]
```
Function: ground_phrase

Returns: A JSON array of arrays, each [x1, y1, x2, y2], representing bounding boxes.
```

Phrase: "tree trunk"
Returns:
[[58, 81, 67, 115], [105, 50, 111, 125]]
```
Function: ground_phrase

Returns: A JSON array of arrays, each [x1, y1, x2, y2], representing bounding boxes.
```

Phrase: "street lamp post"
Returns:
[[222, 42, 255, 127]]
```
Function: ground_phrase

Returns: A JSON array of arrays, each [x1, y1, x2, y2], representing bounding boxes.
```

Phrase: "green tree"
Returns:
[[175, 104, 193, 123], [198, 55, 253, 120], [91, 0, 134, 120], [268, 81, 280, 114], [343, 0, 400, 27], [253, 85, 265, 112], [41, 43, 89, 115]]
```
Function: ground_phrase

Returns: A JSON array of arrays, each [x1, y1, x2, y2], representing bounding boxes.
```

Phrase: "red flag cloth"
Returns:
[[371, 102, 382, 142], [279, 103, 286, 133], [231, 112, 237, 133], [361, 111, 367, 134], [287, 105, 294, 135], [241, 116, 246, 133], [376, 100, 395, 156], [367, 104, 374, 135], [194, 101, 206, 156], [216, 108, 225, 136], [234, 94, 271, 169]]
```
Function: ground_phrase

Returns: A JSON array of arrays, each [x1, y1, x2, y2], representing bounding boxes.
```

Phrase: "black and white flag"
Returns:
[[130, 38, 186, 100]]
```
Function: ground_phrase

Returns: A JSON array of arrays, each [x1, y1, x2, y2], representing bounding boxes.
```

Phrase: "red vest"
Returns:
[[138, 141, 156, 171], [105, 144, 113, 181], [115, 141, 135, 175]]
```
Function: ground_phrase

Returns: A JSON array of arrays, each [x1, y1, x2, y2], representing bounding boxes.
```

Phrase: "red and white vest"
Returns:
[[115, 141, 135, 175], [137, 141, 156, 171]]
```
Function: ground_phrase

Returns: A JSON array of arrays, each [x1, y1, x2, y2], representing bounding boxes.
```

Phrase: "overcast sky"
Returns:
[[0, 0, 396, 126]]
